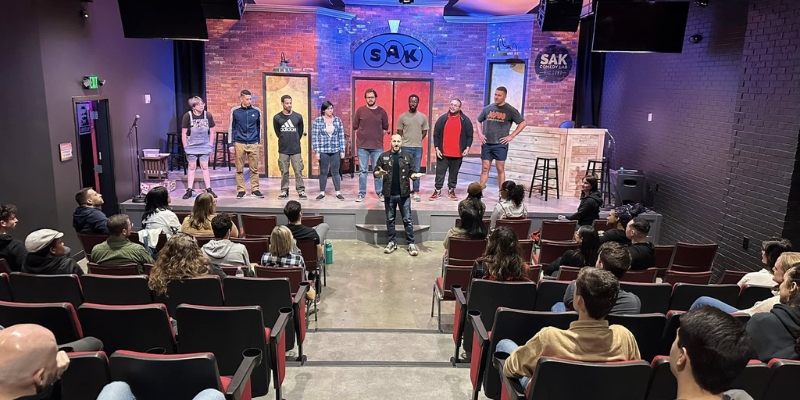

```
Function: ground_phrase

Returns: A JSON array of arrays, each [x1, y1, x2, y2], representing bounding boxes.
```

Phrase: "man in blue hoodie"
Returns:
[[72, 188, 108, 235], [228, 89, 264, 199]]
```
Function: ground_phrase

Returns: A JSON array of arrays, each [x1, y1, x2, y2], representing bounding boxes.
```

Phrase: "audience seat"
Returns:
[[81, 275, 152, 305], [431, 265, 473, 332], [297, 239, 326, 289], [621, 268, 658, 283], [534, 280, 570, 311], [556, 266, 581, 281], [448, 238, 487, 264], [195, 236, 214, 248], [653, 245, 675, 279], [733, 360, 771, 400], [668, 283, 739, 311], [448, 257, 477, 266], [539, 220, 577, 242], [455, 217, 492, 229], [154, 276, 225, 318], [738, 284, 774, 309], [496, 219, 531, 240], [175, 211, 190, 223], [720, 269, 748, 285], [669, 242, 717, 272], [658, 311, 685, 356], [231, 237, 269, 264], [519, 240, 534, 265], [620, 282, 672, 314], [646, 356, 676, 400], [61, 351, 111, 400], [526, 265, 542, 283], [533, 241, 580, 266], [764, 359, 800, 399], [592, 219, 609, 232], [77, 233, 107, 262], [300, 215, 324, 228], [240, 214, 277, 239], [254, 266, 317, 324], [607, 314, 666, 362], [87, 262, 141, 276], [77, 303, 176, 355], [0, 273, 11, 301], [0, 258, 11, 274], [663, 270, 712, 285], [0, 301, 83, 344], [9, 273, 83, 308]]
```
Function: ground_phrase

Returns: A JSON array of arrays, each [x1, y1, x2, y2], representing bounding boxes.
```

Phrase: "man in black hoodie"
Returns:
[[72, 188, 108, 234], [625, 217, 656, 271], [0, 204, 26, 272], [23, 229, 83, 276]]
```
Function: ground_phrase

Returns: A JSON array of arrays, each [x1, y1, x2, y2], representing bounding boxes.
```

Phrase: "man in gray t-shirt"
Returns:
[[396, 94, 429, 201], [476, 86, 526, 189]]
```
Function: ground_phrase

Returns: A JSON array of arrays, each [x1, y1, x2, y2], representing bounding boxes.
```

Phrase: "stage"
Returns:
[[120, 170, 662, 243]]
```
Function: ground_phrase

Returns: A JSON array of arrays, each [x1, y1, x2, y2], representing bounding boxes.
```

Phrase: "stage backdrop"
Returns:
[[263, 73, 311, 178]]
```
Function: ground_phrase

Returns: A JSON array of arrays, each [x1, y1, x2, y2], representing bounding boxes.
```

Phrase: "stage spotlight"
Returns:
[[399, 0, 414, 4], [688, 34, 703, 44], [695, 0, 709, 6]]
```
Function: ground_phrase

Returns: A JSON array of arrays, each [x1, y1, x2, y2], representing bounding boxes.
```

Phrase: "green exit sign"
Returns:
[[88, 76, 99, 89]]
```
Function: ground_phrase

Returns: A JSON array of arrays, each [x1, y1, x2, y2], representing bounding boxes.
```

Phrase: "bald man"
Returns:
[[0, 324, 69, 400]]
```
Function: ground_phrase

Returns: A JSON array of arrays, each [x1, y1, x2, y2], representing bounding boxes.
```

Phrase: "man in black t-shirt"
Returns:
[[283, 201, 328, 261], [273, 95, 306, 200], [625, 217, 655, 270]]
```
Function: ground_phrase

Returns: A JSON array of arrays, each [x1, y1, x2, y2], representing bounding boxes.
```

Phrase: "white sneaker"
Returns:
[[408, 244, 419, 256], [356, 194, 365, 202], [384, 242, 398, 254]]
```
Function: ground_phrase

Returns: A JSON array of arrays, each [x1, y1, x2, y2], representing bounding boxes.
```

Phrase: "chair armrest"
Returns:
[[453, 284, 467, 307], [293, 282, 310, 305], [270, 309, 292, 342], [224, 348, 263, 400], [494, 354, 526, 400], [469, 311, 489, 347]]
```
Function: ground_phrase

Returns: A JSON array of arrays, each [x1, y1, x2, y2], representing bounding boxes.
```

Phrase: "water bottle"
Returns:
[[235, 266, 244, 277], [325, 241, 333, 264]]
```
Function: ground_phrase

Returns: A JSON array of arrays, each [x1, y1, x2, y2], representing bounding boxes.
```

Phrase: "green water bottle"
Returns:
[[325, 241, 333, 264]]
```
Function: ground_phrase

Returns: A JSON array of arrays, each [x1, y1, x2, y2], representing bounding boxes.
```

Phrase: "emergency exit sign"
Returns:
[[87, 76, 99, 89]]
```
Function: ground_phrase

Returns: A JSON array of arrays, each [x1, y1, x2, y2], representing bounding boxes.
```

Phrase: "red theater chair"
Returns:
[[658, 311, 685, 356], [77, 233, 107, 262], [153, 276, 224, 318], [592, 219, 609, 232], [519, 240, 534, 265], [80, 274, 152, 305], [620, 268, 659, 283], [653, 245, 674, 279], [663, 270, 712, 285], [668, 283, 740, 311], [61, 351, 111, 400], [620, 282, 672, 314], [9, 272, 83, 308], [240, 214, 277, 239], [533, 280, 570, 311], [231, 237, 269, 264], [764, 359, 800, 400], [300, 215, 324, 228], [432, 265, 473, 332], [255, 266, 317, 322], [607, 313, 666, 362], [77, 303, 177, 355], [646, 356, 676, 400], [297, 239, 326, 289], [669, 242, 718, 272], [556, 265, 582, 281], [0, 301, 83, 344], [448, 237, 487, 264], [719, 269, 748, 285], [87, 262, 141, 276], [496, 219, 532, 240], [533, 240, 580, 267], [0, 273, 11, 301], [737, 285, 774, 309], [539, 220, 577, 242]]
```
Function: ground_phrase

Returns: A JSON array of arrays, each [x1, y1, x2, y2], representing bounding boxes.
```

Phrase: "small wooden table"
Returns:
[[142, 156, 169, 180]]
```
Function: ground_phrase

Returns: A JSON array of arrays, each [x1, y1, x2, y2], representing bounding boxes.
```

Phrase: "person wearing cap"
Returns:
[[459, 182, 486, 217], [22, 229, 83, 276]]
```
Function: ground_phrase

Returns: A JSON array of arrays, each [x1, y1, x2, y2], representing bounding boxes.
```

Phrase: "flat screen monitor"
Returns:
[[592, 1, 690, 53]]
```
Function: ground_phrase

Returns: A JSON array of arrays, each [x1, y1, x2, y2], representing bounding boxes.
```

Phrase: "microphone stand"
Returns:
[[603, 130, 616, 208], [129, 116, 145, 203]]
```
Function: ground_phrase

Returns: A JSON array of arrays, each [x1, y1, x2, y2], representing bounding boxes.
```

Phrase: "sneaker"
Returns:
[[336, 194, 345, 200], [448, 189, 458, 200], [236, 191, 246, 199], [355, 194, 365, 202], [407, 244, 419, 256], [206, 188, 218, 199], [429, 190, 441, 201], [277, 191, 289, 199], [413, 193, 421, 202], [378, 195, 385, 202], [384, 241, 398, 254], [182, 189, 193, 200], [299, 191, 308, 200], [252, 190, 265, 198], [316, 194, 325, 200]]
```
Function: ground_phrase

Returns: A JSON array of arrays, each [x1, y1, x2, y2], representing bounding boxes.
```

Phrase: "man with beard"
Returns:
[[476, 86, 526, 190], [72, 187, 108, 234], [431, 98, 473, 200], [353, 88, 390, 202], [396, 94, 429, 202], [273, 94, 307, 200]]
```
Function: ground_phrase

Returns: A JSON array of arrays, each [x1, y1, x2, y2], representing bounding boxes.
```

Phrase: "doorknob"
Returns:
[[94, 165, 103, 173]]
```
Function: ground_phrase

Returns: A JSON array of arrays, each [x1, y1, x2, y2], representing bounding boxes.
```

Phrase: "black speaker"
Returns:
[[611, 169, 647, 207], [202, 0, 245, 20], [537, 0, 583, 32]]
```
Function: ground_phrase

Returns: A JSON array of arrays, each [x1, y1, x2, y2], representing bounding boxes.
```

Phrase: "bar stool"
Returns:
[[213, 131, 232, 171], [529, 157, 560, 201], [586, 158, 611, 205], [165, 133, 186, 174]]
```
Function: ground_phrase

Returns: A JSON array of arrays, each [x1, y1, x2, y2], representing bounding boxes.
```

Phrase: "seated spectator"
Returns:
[[72, 187, 108, 234], [489, 181, 528, 230], [691, 252, 800, 315], [499, 268, 640, 387], [97, 381, 225, 400], [553, 241, 641, 314], [444, 206, 487, 251], [459, 182, 486, 217], [599, 206, 633, 245], [22, 229, 83, 276], [202, 214, 252, 275], [544, 225, 600, 277], [558, 175, 602, 227], [283, 200, 329, 262], [670, 306, 753, 400], [0, 324, 70, 400], [141, 186, 181, 237], [746, 266, 800, 362], [261, 226, 315, 300], [625, 217, 655, 270], [180, 193, 239, 238], [0, 204, 26, 272], [89, 214, 154, 273], [739, 238, 791, 287], [148, 233, 224, 299], [471, 227, 530, 282]]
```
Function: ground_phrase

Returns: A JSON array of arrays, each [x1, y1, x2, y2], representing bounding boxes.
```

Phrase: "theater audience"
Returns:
[[553, 241, 641, 315], [471, 227, 530, 281], [738, 238, 792, 287], [444, 206, 487, 251], [544, 225, 600, 277], [180, 193, 239, 238], [558, 175, 602, 227], [72, 187, 108, 234], [625, 217, 655, 270], [202, 214, 252, 275], [746, 265, 800, 362], [283, 200, 329, 262], [0, 324, 70, 400], [22, 229, 83, 276], [261, 226, 315, 300], [90, 214, 154, 273], [599, 206, 633, 245], [148, 233, 224, 298], [0, 204, 26, 272], [499, 268, 640, 388], [459, 182, 486, 216], [489, 181, 528, 230], [669, 306, 753, 400], [141, 186, 181, 237]]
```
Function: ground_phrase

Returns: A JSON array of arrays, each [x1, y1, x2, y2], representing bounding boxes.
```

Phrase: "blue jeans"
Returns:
[[496, 339, 530, 389], [385, 195, 414, 244], [318, 152, 341, 191], [401, 146, 423, 193], [97, 382, 225, 400], [691, 296, 739, 313], [551, 302, 566, 312], [358, 148, 384, 197]]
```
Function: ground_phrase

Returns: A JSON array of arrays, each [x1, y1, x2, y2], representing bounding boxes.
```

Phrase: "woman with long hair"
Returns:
[[746, 265, 800, 361], [545, 225, 600, 276], [147, 233, 216, 297], [180, 193, 239, 238], [444, 206, 488, 250], [458, 182, 486, 217], [738, 238, 792, 287], [471, 226, 529, 281], [558, 175, 602, 227], [312, 101, 347, 200], [489, 181, 528, 229], [141, 186, 181, 236]]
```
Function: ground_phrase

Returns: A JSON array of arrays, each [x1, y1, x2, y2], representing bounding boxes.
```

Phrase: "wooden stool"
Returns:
[[529, 157, 560, 201], [165, 133, 186, 174], [213, 131, 232, 171], [586, 158, 611, 205], [142, 156, 169, 180]]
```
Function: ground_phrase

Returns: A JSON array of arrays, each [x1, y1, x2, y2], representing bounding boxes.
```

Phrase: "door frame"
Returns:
[[485, 59, 529, 116], [71, 95, 118, 215], [261, 72, 312, 178]]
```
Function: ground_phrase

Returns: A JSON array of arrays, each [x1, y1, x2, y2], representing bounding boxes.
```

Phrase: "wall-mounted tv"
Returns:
[[592, 1, 691, 53]]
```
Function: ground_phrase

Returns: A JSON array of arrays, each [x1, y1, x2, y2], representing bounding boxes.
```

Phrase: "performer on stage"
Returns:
[[396, 94, 429, 202], [431, 98, 473, 201], [354, 88, 389, 202], [228, 89, 263, 199], [476, 86, 527, 190], [374, 134, 424, 256], [273, 95, 307, 200], [181, 96, 217, 200], [312, 101, 346, 200]]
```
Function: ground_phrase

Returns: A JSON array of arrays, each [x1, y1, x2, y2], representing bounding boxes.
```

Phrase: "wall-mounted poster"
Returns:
[[76, 101, 92, 135], [59, 143, 73, 162]]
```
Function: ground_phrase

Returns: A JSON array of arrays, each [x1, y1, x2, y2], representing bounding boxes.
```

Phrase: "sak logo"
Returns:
[[354, 34, 433, 72], [534, 45, 573, 83]]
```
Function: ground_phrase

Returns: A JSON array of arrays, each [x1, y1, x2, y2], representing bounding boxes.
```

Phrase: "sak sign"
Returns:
[[534, 45, 573, 83], [354, 34, 433, 72]]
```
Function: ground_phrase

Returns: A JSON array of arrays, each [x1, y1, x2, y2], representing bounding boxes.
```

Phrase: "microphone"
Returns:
[[133, 114, 140, 125], [127, 115, 140, 136]]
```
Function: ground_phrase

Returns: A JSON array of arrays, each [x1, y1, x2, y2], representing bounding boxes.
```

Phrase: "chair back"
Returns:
[[81, 275, 152, 305], [607, 314, 666, 362], [448, 238, 487, 262], [254, 266, 305, 294], [730, 360, 771, 400], [195, 236, 214, 248], [109, 351, 225, 400], [296, 239, 319, 272], [540, 220, 577, 241], [87, 262, 141, 276], [61, 352, 110, 400], [77, 303, 176, 355], [230, 237, 270, 263], [592, 219, 609, 232], [526, 265, 542, 283], [764, 359, 800, 399], [536, 241, 580, 266], [0, 273, 11, 301], [621, 268, 658, 283], [449, 258, 476, 266], [9, 272, 83, 308], [664, 271, 712, 285], [620, 282, 672, 314], [737, 285, 774, 309], [175, 211, 191, 223], [240, 214, 277, 238], [77, 233, 108, 261], [438, 265, 473, 301], [658, 311, 685, 356], [556, 266, 582, 281], [301, 215, 324, 228], [496, 219, 531, 239], [719, 269, 748, 285], [518, 239, 534, 264], [529, 358, 651, 399], [153, 276, 224, 318], [654, 245, 674, 269], [461, 280, 537, 354], [670, 242, 717, 271], [223, 277, 299, 350], [669, 283, 739, 311], [0, 301, 82, 344], [646, 356, 677, 400], [534, 280, 570, 311], [0, 259, 10, 274]]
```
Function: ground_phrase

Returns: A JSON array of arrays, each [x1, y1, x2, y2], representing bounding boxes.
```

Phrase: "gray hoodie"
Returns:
[[202, 239, 250, 270]]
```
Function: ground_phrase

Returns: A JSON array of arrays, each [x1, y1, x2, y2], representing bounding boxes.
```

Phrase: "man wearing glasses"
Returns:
[[353, 88, 389, 202]]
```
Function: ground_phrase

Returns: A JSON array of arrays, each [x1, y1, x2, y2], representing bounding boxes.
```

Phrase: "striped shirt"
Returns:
[[312, 116, 347, 154]]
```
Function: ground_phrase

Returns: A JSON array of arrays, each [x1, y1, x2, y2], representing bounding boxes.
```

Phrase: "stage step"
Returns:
[[356, 224, 430, 245]]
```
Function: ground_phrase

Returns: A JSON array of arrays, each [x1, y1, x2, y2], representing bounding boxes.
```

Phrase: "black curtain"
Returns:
[[571, 16, 605, 128], [173, 41, 206, 127]]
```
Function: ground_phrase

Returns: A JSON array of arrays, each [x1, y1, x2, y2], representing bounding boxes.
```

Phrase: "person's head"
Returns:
[[24, 229, 66, 258], [574, 267, 619, 319], [596, 241, 631, 279], [75, 187, 104, 207], [0, 324, 64, 398], [670, 306, 752, 395], [0, 204, 18, 232], [608, 207, 633, 230], [494, 86, 508, 105], [142, 186, 171, 223], [240, 89, 252, 107], [281, 94, 292, 113], [626, 217, 650, 241], [459, 206, 487, 240], [283, 200, 302, 224], [188, 96, 205, 113], [408, 94, 419, 112], [762, 238, 792, 273], [390, 134, 402, 153], [107, 214, 132, 238], [321, 101, 334, 117], [573, 225, 600, 266], [499, 181, 516, 200], [364, 88, 377, 107], [188, 193, 216, 230], [774, 252, 800, 284], [211, 213, 233, 240], [467, 182, 484, 200], [582, 175, 598, 194], [448, 98, 462, 115], [507, 183, 525, 207], [148, 233, 209, 296], [268, 226, 294, 257], [482, 227, 527, 281]]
